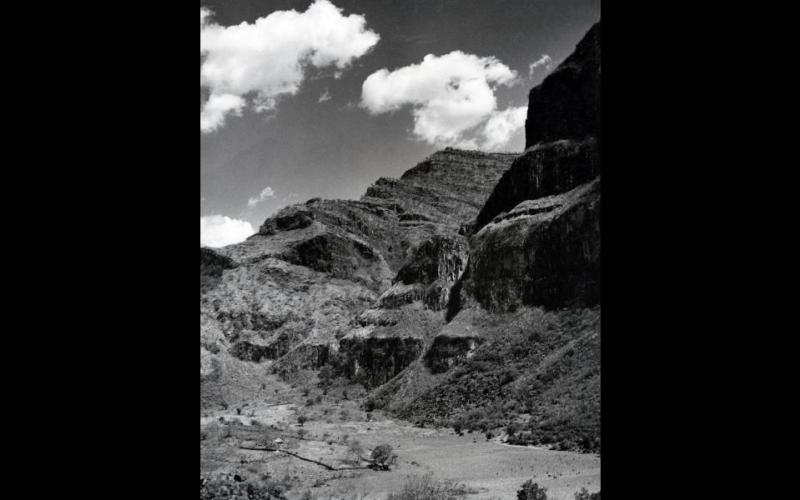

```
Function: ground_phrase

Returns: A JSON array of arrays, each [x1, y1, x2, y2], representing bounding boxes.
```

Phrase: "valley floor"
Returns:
[[201, 373, 599, 500]]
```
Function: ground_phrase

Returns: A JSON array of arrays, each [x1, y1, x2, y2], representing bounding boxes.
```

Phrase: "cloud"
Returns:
[[200, 93, 246, 133], [200, 215, 255, 248], [528, 54, 553, 78], [361, 51, 524, 150], [200, 0, 379, 133], [247, 186, 276, 209], [481, 106, 527, 151], [318, 90, 331, 102]]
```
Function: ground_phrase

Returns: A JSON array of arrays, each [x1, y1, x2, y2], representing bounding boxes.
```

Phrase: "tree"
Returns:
[[517, 480, 548, 500], [371, 444, 396, 471]]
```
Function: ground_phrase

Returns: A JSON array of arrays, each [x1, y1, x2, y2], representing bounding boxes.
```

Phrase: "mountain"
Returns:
[[201, 20, 601, 453], [201, 148, 517, 404]]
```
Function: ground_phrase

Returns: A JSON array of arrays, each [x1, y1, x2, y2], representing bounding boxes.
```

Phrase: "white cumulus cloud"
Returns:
[[361, 51, 525, 150], [200, 215, 255, 248], [200, 0, 379, 133], [481, 106, 528, 151], [528, 54, 553, 78], [200, 93, 246, 133], [247, 186, 276, 209]]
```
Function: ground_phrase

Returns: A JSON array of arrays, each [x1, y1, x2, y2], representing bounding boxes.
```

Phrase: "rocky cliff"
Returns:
[[525, 22, 600, 148]]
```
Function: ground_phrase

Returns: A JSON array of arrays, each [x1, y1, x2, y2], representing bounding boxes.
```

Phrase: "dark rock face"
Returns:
[[277, 232, 388, 290], [473, 138, 599, 233], [525, 22, 600, 148], [338, 336, 425, 388], [258, 206, 314, 235], [467, 178, 600, 312], [423, 335, 483, 374], [200, 247, 236, 294], [461, 22, 602, 313]]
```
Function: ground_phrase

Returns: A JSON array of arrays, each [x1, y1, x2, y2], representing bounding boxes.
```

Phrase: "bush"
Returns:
[[387, 473, 469, 500], [574, 488, 600, 500], [517, 480, 548, 500], [370, 444, 396, 470]]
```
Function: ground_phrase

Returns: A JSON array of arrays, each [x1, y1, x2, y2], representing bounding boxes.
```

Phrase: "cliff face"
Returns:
[[461, 21, 601, 314], [466, 177, 600, 311], [525, 22, 600, 148]]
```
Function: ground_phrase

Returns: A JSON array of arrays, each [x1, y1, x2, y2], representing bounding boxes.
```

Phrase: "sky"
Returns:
[[200, 0, 600, 247]]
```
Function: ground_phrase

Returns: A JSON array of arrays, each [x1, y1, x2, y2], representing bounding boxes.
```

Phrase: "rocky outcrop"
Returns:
[[525, 22, 600, 148], [423, 335, 483, 374], [258, 205, 314, 235], [200, 247, 236, 294], [379, 235, 469, 311], [466, 178, 600, 311], [277, 232, 391, 290], [473, 138, 599, 233], [460, 21, 602, 313], [338, 335, 425, 388]]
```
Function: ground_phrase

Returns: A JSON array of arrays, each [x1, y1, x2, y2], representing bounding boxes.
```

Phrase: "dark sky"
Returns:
[[200, 0, 600, 245]]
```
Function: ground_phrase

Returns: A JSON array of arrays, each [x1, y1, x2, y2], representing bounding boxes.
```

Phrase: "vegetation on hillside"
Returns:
[[389, 307, 600, 452]]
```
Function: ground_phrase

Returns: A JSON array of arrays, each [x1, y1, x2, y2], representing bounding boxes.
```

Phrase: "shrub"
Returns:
[[517, 480, 547, 500], [574, 488, 600, 500], [371, 444, 397, 471], [387, 473, 469, 500]]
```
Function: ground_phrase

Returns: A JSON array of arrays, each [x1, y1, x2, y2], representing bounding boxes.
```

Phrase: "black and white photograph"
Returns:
[[200, 1, 600, 498]]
